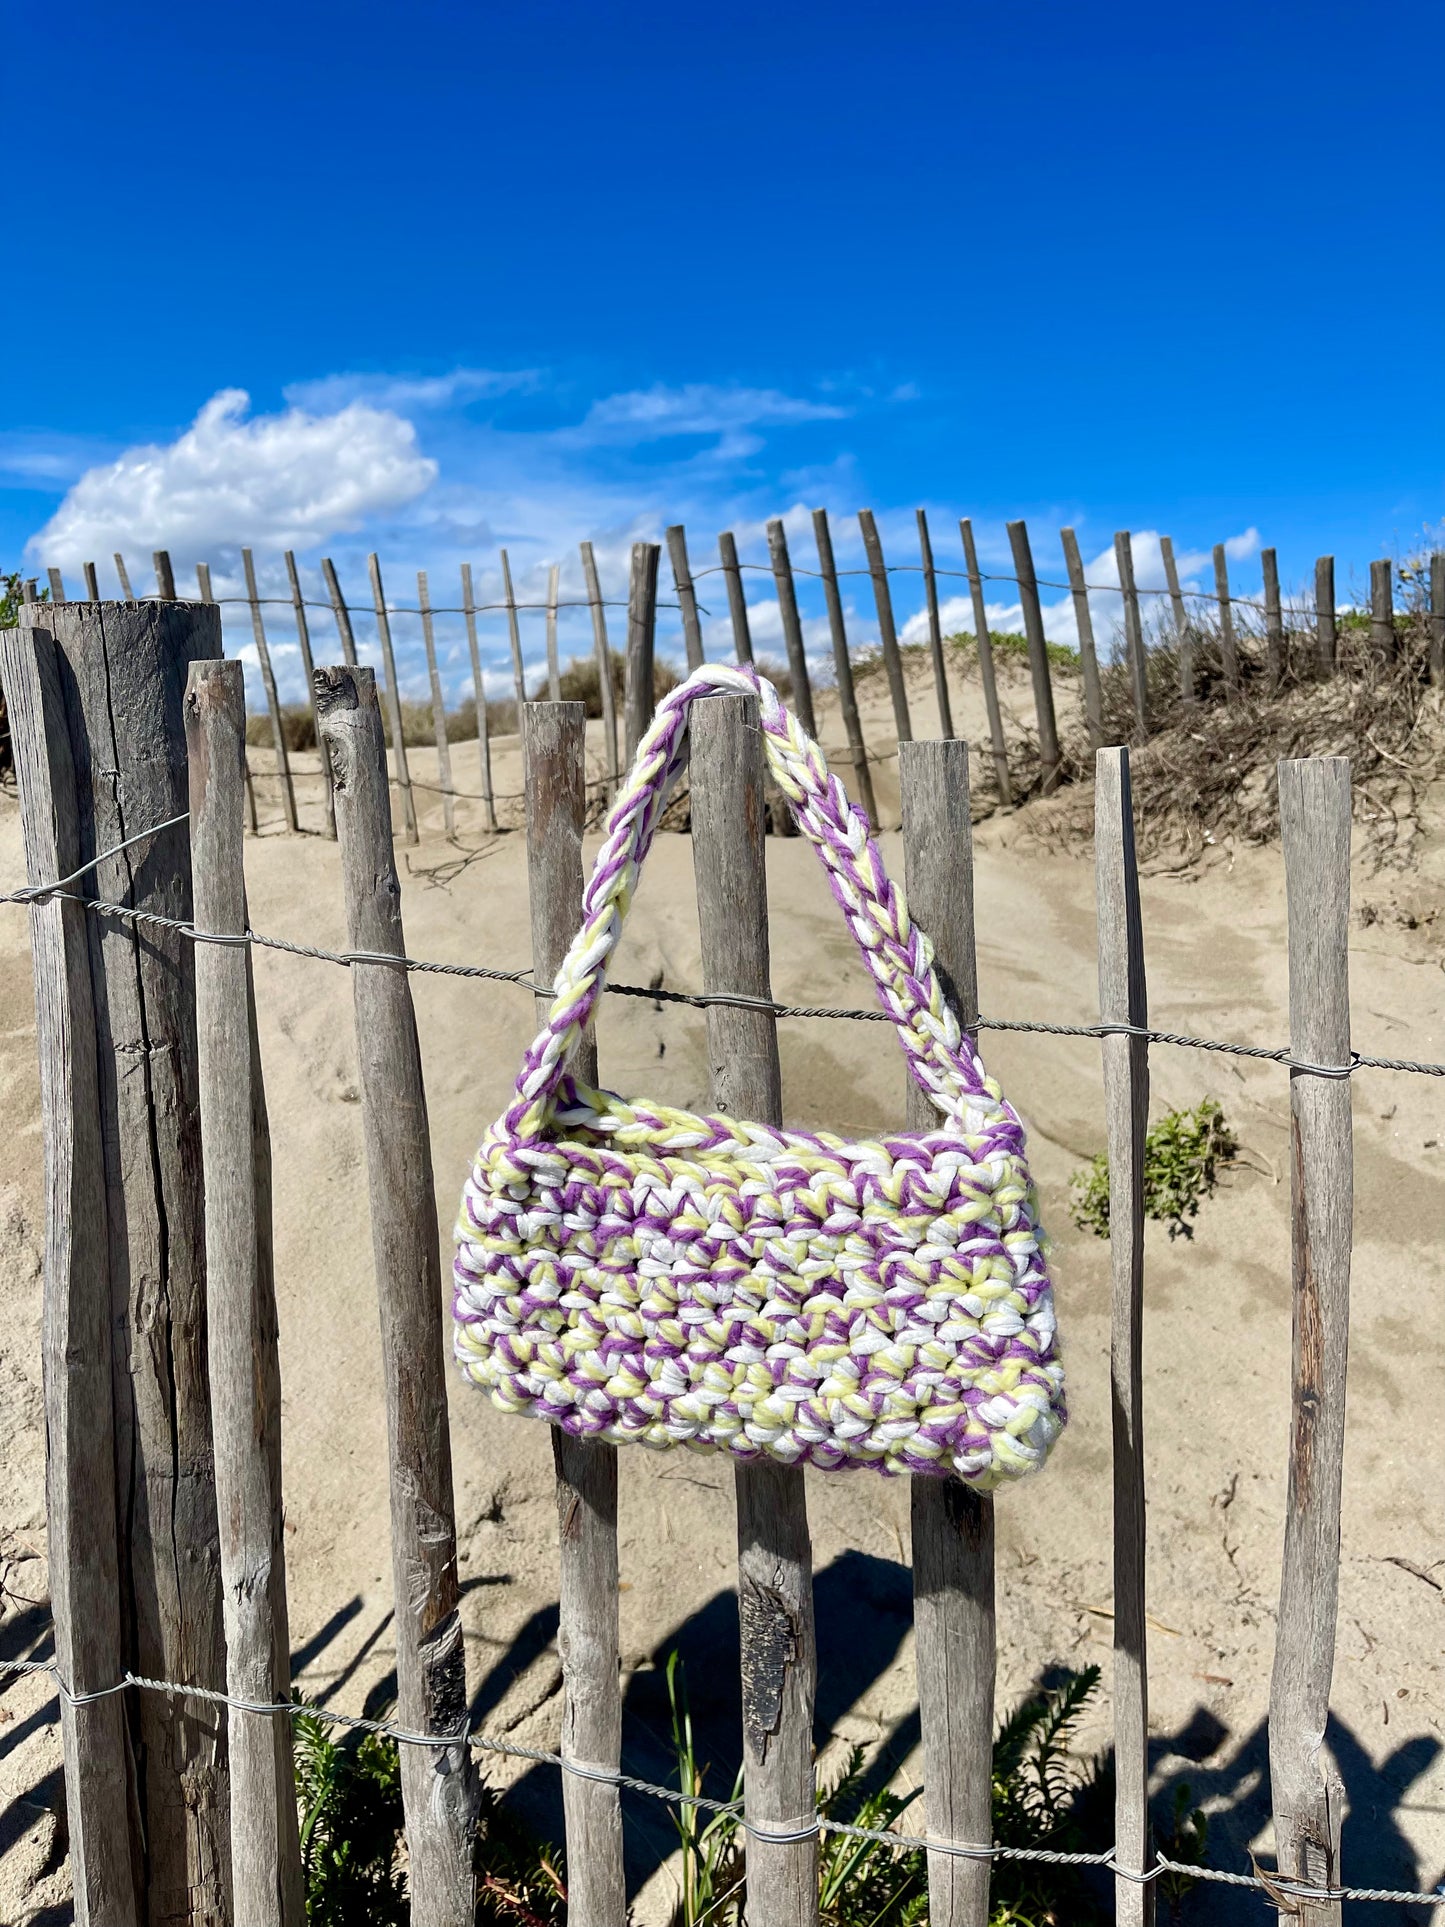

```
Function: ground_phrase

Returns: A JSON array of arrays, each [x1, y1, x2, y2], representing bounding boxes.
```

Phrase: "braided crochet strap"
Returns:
[[503, 663, 1004, 1140]]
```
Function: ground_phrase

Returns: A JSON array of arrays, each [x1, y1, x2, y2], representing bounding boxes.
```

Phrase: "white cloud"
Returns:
[[29, 388, 438, 572], [564, 383, 846, 446], [282, 368, 539, 413]]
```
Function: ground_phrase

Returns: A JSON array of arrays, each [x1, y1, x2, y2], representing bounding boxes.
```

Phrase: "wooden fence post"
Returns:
[[1159, 535, 1193, 702], [960, 520, 1014, 802], [580, 541, 622, 788], [366, 554, 419, 845], [241, 548, 299, 833], [545, 563, 562, 700], [153, 550, 176, 602], [719, 530, 756, 666], [83, 561, 100, 601], [417, 571, 457, 837], [857, 510, 914, 744], [1212, 546, 1240, 692], [811, 508, 878, 823], [1430, 553, 1445, 689], [1262, 548, 1285, 692], [1315, 558, 1337, 677], [1113, 532, 1148, 735], [18, 597, 230, 1926], [499, 549, 529, 712], [1095, 747, 1153, 1927], [767, 518, 817, 737], [0, 619, 140, 1927], [1269, 758, 1352, 1927], [316, 665, 481, 1926], [666, 524, 706, 671], [22, 576, 37, 602], [915, 509, 955, 739], [624, 541, 660, 762], [691, 693, 819, 1927], [47, 565, 67, 602], [521, 703, 626, 1927], [1369, 559, 1396, 659], [198, 563, 259, 835], [113, 552, 135, 600], [900, 739, 994, 1927], [460, 564, 498, 831], [1060, 528, 1106, 747], [185, 659, 305, 1927], [320, 557, 360, 666], [284, 550, 335, 838], [1006, 521, 1061, 788]]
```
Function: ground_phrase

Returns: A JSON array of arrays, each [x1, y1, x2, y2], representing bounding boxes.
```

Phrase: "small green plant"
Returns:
[[293, 1703, 408, 1925], [949, 629, 1077, 670], [1071, 1098, 1237, 1241], [1154, 1780, 1208, 1921], [666, 1648, 745, 1927]]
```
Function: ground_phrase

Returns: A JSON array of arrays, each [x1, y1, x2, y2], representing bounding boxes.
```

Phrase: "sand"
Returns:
[[1, 651, 1442, 1923]]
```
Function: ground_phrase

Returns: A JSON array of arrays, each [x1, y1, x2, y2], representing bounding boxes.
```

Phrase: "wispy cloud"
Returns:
[[282, 367, 540, 413], [561, 383, 847, 446]]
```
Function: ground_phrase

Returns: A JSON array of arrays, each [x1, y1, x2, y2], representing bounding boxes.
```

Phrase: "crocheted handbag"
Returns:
[[453, 663, 1065, 1488]]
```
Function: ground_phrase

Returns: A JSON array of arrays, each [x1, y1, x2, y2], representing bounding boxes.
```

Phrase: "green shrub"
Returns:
[[1071, 1098, 1237, 1241], [949, 629, 1077, 670], [293, 1704, 408, 1925]]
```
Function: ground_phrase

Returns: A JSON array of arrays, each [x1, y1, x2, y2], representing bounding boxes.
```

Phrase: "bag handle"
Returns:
[[503, 663, 1010, 1141]]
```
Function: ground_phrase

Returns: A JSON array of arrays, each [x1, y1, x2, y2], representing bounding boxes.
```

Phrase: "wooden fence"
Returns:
[[24, 522, 1444, 844], [0, 588, 1430, 1927]]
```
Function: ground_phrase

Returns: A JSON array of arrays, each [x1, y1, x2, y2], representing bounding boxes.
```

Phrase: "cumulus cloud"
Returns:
[[30, 388, 438, 571]]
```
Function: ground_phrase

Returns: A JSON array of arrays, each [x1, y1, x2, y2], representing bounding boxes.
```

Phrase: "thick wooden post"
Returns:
[[319, 557, 360, 666], [460, 564, 498, 831], [365, 554, 419, 843], [1430, 554, 1445, 689], [1060, 528, 1106, 745], [417, 571, 457, 836], [1269, 759, 1352, 1927], [1369, 559, 1396, 659], [1113, 532, 1148, 735], [915, 509, 955, 739], [499, 548, 529, 711], [624, 541, 660, 762], [1159, 535, 1193, 702], [1212, 545, 1240, 691], [18, 599, 229, 1926], [901, 739, 994, 1927], [48, 564, 67, 602], [284, 550, 335, 837], [1095, 748, 1153, 1926], [153, 550, 176, 602], [665, 525, 706, 671], [719, 530, 756, 666], [960, 520, 1013, 801], [691, 694, 819, 1927], [544, 562, 562, 700], [1263, 548, 1285, 692], [185, 660, 305, 1927], [1007, 521, 1061, 787], [858, 509, 913, 744], [580, 541, 622, 788], [811, 508, 878, 823], [113, 552, 135, 600], [83, 561, 101, 601], [198, 563, 259, 836], [767, 519, 817, 737], [521, 704, 626, 1927], [241, 548, 299, 832], [0, 621, 139, 1927], [1315, 558, 1337, 676], [315, 665, 480, 1927]]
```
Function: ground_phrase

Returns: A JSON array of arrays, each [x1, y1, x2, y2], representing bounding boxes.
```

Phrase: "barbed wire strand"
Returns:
[[0, 1653, 1437, 1908]]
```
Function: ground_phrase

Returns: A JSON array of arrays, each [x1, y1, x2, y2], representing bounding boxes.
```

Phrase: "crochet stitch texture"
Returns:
[[453, 664, 1065, 1487]]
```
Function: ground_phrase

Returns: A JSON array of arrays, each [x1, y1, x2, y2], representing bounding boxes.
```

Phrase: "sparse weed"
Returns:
[[1071, 1098, 1237, 1240]]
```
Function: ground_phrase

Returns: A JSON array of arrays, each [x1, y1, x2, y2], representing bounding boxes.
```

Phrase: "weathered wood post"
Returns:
[[47, 565, 67, 602], [197, 563, 259, 835], [113, 552, 135, 600], [811, 507, 878, 823], [1269, 758, 1353, 1927], [901, 738, 994, 1927], [767, 518, 817, 737], [1369, 559, 1396, 660], [1060, 528, 1106, 745], [1212, 545, 1240, 691], [16, 597, 230, 1925], [1430, 553, 1445, 689], [1315, 558, 1337, 676], [624, 540, 660, 762], [580, 541, 622, 787], [857, 509, 913, 744], [1007, 521, 1061, 788], [718, 530, 756, 666], [665, 525, 707, 671], [545, 562, 562, 701], [83, 560, 101, 601], [915, 509, 955, 739], [241, 548, 299, 832], [284, 550, 335, 837], [521, 704, 626, 1927], [1113, 532, 1149, 734], [366, 554, 419, 843], [1095, 747, 1153, 1926], [960, 519, 1013, 801], [153, 550, 176, 602], [315, 664, 481, 1927], [691, 693, 819, 1927], [417, 571, 457, 836], [0, 619, 139, 1927], [460, 563, 499, 831], [1159, 535, 1193, 702], [499, 548, 530, 712], [320, 557, 360, 666], [186, 659, 305, 1927], [1262, 547, 1285, 692]]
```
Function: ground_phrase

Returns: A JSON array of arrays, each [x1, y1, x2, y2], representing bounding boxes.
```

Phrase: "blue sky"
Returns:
[[6, 0, 1443, 700]]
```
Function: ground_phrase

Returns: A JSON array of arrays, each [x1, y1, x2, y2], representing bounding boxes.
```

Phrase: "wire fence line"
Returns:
[[0, 1651, 1437, 1910], [3, 810, 1443, 1080]]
